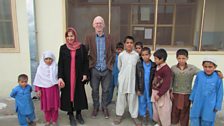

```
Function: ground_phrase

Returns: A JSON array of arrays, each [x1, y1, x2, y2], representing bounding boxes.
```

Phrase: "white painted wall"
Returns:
[[0, 0, 31, 97], [166, 53, 224, 72], [35, 0, 65, 60]]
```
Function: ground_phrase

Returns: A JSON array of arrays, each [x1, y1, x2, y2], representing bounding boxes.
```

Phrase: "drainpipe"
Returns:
[[26, 0, 38, 96]]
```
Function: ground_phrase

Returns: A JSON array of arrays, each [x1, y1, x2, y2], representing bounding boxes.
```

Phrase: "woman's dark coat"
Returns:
[[58, 44, 89, 112]]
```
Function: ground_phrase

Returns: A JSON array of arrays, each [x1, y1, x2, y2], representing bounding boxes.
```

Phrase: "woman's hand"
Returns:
[[82, 75, 87, 82], [58, 78, 65, 88]]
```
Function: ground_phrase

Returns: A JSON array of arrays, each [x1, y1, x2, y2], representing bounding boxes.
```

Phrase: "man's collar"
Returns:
[[96, 33, 105, 37]]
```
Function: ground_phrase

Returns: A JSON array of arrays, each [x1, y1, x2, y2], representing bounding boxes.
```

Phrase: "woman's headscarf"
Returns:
[[65, 27, 81, 50], [33, 51, 58, 88]]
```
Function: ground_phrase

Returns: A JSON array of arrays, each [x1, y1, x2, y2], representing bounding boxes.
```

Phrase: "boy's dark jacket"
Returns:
[[136, 59, 156, 96]]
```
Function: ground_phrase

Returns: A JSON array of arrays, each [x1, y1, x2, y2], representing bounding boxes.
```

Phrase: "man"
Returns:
[[84, 16, 116, 119]]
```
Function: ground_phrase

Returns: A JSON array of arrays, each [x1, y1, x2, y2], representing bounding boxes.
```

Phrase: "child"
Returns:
[[171, 49, 223, 126], [10, 74, 36, 126], [136, 47, 156, 125], [33, 51, 60, 126], [189, 57, 223, 126], [108, 42, 124, 104], [135, 41, 143, 55], [171, 49, 200, 126], [151, 48, 172, 126], [114, 36, 141, 126]]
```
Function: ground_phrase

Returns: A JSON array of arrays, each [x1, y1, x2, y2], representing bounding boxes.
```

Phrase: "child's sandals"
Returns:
[[44, 122, 50, 126], [114, 115, 122, 125]]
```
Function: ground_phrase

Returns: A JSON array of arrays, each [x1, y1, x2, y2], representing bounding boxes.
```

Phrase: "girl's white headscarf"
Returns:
[[33, 51, 58, 88]]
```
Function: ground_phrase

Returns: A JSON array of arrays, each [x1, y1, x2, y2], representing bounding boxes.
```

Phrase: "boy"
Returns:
[[114, 36, 141, 126], [171, 49, 223, 126], [190, 57, 223, 126], [108, 42, 124, 104], [136, 47, 156, 125], [171, 49, 199, 126], [151, 48, 172, 126], [10, 74, 36, 126], [135, 41, 143, 55]]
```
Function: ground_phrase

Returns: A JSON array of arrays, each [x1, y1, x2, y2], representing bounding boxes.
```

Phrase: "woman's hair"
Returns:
[[65, 28, 76, 38], [153, 48, 168, 61]]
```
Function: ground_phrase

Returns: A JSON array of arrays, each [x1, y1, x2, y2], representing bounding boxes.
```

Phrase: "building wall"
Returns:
[[166, 54, 224, 73], [0, 0, 31, 97], [35, 0, 65, 59]]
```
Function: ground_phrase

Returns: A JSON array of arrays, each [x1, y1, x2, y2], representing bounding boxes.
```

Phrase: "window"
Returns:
[[67, 0, 223, 52], [66, 0, 109, 43], [0, 0, 19, 52], [201, 0, 224, 51]]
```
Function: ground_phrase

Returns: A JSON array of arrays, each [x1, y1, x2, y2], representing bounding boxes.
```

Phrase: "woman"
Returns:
[[58, 27, 89, 126]]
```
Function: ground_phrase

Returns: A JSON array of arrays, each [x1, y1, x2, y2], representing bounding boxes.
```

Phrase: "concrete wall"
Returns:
[[0, 0, 31, 97]]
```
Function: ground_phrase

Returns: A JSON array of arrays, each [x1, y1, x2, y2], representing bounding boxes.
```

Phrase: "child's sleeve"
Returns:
[[189, 74, 199, 102], [10, 88, 17, 98], [135, 62, 141, 92], [171, 68, 175, 89], [194, 66, 200, 75], [29, 85, 33, 92], [157, 67, 172, 97], [117, 54, 122, 71], [215, 79, 223, 111]]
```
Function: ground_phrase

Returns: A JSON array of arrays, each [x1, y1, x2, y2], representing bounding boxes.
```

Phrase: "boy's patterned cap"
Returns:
[[203, 57, 217, 66]]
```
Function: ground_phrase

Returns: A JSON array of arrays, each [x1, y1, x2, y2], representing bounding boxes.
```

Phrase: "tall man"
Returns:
[[84, 16, 116, 119]]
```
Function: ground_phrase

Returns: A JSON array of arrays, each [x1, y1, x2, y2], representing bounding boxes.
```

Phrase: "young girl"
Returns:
[[190, 57, 223, 126], [33, 51, 60, 126]]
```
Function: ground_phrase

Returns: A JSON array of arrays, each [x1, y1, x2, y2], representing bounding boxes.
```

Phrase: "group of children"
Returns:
[[109, 36, 223, 126], [10, 35, 223, 126]]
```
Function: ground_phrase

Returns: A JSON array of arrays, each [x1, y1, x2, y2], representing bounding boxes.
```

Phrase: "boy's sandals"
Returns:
[[132, 118, 142, 126], [29, 121, 36, 126], [114, 115, 122, 125]]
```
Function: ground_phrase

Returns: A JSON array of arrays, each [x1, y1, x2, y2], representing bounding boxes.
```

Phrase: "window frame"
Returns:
[[0, 0, 20, 53]]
